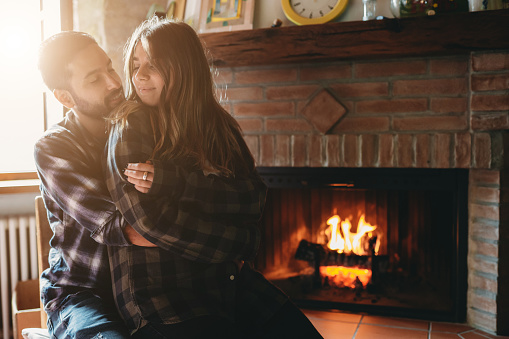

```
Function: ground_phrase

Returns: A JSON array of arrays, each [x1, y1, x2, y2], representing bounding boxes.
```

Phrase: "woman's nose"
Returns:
[[135, 66, 148, 81]]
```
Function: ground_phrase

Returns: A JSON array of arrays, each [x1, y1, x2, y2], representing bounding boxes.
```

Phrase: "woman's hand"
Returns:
[[124, 161, 154, 193], [203, 160, 220, 176]]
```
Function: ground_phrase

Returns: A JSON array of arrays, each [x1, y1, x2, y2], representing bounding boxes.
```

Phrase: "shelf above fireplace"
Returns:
[[200, 9, 509, 68]]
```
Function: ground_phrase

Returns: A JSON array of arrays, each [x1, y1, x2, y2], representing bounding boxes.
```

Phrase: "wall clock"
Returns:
[[281, 0, 349, 25]]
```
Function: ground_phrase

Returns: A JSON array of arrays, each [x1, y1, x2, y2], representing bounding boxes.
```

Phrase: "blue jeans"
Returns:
[[46, 290, 131, 339]]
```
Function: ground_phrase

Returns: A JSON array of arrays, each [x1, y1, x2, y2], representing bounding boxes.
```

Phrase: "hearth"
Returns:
[[256, 167, 468, 322]]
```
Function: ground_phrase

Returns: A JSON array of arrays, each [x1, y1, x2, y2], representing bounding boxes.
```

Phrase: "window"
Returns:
[[0, 1, 63, 174]]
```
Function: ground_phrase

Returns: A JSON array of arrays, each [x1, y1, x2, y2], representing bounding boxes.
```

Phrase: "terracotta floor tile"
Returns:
[[461, 331, 495, 338], [430, 333, 460, 339], [431, 322, 474, 333], [355, 324, 428, 339], [308, 317, 358, 339], [300, 309, 509, 339], [361, 315, 429, 330], [303, 309, 362, 323], [473, 330, 509, 339]]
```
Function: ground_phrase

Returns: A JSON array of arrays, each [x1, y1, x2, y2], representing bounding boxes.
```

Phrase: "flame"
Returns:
[[326, 213, 377, 256], [321, 212, 379, 289], [326, 215, 344, 251], [320, 266, 372, 289]]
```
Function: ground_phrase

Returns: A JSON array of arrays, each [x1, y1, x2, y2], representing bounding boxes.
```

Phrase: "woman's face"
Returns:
[[132, 43, 165, 107]]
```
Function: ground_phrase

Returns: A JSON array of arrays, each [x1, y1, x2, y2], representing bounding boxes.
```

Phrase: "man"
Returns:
[[35, 31, 134, 339]]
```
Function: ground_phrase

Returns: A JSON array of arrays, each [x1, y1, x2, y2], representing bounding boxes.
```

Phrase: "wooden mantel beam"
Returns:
[[199, 9, 509, 68]]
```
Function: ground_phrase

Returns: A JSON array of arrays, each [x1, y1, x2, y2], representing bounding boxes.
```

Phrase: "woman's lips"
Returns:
[[137, 87, 155, 95]]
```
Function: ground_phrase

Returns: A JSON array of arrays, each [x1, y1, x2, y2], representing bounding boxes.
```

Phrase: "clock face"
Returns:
[[281, 0, 348, 25], [290, 0, 339, 19]]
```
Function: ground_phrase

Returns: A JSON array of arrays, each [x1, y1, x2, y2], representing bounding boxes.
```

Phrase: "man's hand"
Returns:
[[124, 224, 157, 247], [124, 161, 154, 193]]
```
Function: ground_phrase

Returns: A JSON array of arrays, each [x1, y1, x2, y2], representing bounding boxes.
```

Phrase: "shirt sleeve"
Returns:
[[34, 132, 129, 246], [105, 111, 264, 263], [151, 158, 266, 219]]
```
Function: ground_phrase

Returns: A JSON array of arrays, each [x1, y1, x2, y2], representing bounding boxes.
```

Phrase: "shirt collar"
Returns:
[[65, 111, 107, 150]]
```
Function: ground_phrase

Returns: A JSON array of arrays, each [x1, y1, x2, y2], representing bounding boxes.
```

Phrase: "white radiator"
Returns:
[[0, 215, 38, 339]]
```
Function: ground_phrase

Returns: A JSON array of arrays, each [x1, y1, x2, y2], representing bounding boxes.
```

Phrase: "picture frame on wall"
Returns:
[[197, 0, 255, 33], [183, 0, 203, 31], [166, 0, 187, 21]]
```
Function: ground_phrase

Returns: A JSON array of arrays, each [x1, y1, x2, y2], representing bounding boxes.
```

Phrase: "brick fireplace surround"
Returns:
[[212, 43, 509, 335]]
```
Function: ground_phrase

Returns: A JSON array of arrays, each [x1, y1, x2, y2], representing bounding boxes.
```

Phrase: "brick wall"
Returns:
[[216, 50, 509, 335], [468, 170, 501, 333], [218, 54, 508, 170]]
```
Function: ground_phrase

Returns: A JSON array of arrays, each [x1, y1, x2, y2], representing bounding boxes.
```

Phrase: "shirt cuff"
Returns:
[[147, 159, 164, 196], [90, 211, 130, 246]]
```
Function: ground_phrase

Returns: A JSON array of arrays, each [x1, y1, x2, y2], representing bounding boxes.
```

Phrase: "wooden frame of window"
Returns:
[[0, 172, 40, 194]]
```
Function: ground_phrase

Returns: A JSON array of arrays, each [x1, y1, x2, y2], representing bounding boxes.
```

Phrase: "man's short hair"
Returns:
[[38, 31, 98, 91]]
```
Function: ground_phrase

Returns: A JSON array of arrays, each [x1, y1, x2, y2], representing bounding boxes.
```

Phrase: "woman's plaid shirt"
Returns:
[[104, 110, 287, 333]]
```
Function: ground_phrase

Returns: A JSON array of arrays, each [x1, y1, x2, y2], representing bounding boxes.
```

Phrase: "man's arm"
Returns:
[[105, 111, 264, 262], [35, 133, 129, 246]]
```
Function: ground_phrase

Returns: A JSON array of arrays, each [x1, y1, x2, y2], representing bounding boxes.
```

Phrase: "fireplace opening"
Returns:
[[256, 167, 468, 322]]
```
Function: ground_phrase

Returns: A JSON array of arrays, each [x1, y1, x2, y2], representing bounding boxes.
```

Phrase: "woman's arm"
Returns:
[[105, 111, 263, 262]]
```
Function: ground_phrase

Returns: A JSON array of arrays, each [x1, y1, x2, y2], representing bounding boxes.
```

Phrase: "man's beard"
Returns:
[[70, 89, 124, 119]]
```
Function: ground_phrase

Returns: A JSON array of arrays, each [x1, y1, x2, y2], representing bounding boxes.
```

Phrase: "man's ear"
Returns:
[[53, 89, 75, 109]]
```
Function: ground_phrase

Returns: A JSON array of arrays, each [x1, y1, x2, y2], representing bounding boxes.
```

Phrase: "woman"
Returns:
[[105, 17, 322, 338]]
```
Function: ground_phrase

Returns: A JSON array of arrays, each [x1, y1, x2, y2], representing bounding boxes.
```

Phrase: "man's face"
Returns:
[[67, 44, 124, 119]]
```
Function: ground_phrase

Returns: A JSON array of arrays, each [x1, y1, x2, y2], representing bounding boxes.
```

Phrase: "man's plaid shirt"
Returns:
[[34, 112, 130, 311], [104, 110, 288, 333]]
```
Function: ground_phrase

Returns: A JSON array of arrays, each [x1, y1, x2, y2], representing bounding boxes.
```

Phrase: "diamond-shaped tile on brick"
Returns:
[[302, 90, 347, 134]]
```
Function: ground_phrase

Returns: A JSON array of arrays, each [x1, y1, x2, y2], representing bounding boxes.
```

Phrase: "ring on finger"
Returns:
[[142, 171, 148, 181]]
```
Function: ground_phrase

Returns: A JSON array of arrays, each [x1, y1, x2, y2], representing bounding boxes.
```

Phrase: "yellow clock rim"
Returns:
[[281, 0, 349, 25]]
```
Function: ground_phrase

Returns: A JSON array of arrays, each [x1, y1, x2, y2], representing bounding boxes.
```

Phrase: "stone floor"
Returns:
[[302, 309, 509, 339]]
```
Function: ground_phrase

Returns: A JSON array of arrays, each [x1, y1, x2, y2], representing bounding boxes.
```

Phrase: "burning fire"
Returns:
[[320, 266, 372, 289], [321, 213, 379, 289], [325, 214, 378, 256]]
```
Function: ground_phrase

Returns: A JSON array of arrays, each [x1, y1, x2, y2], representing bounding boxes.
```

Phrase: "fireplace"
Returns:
[[221, 48, 509, 333], [256, 167, 469, 321], [210, 44, 509, 334]]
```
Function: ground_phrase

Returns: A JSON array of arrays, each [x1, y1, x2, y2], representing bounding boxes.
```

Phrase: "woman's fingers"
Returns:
[[124, 172, 152, 188], [134, 184, 150, 194], [124, 168, 153, 183], [127, 162, 153, 173], [124, 161, 155, 192]]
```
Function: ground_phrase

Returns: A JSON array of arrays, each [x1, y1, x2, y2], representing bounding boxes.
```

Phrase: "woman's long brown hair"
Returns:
[[111, 17, 254, 176]]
